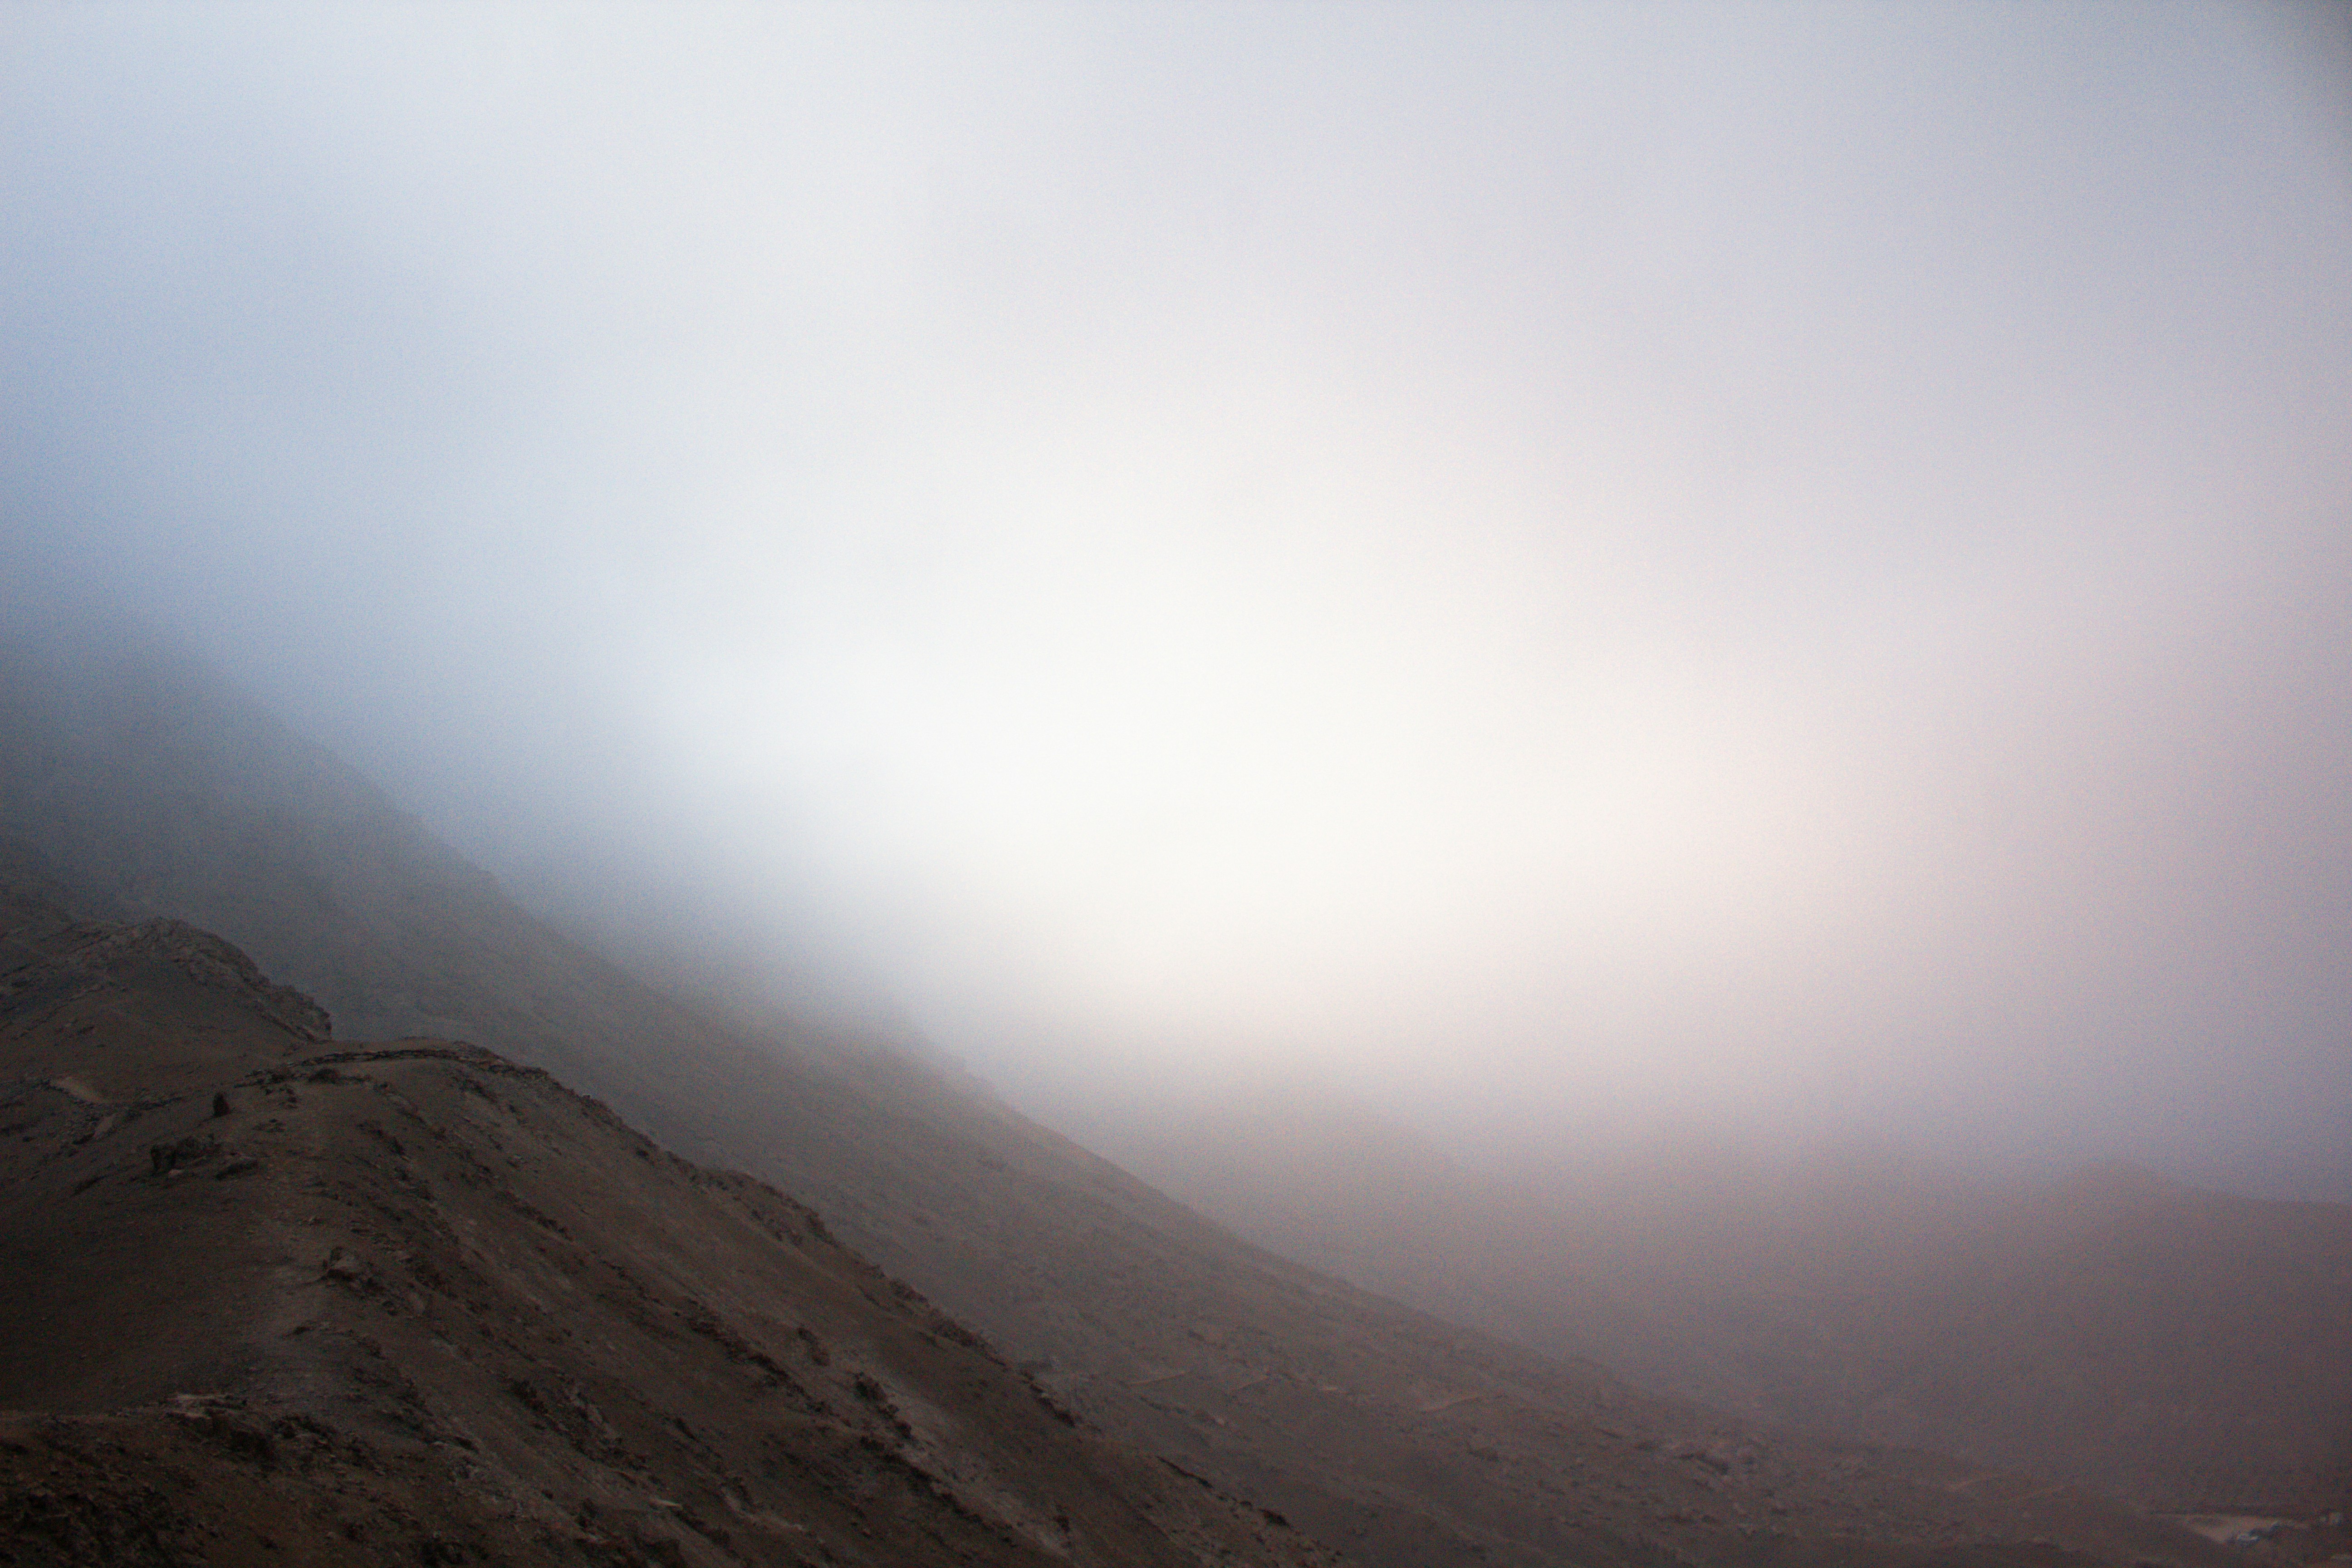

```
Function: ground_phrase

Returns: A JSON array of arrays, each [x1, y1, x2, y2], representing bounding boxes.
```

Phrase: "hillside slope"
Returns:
[[0, 641, 2249, 1567], [0, 902, 1343, 1568], [1083, 1085, 2352, 1514]]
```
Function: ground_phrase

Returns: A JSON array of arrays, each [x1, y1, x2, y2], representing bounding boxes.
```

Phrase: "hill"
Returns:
[[0, 638, 2254, 1566], [0, 894, 1343, 1567], [1083, 1082, 2352, 1514]]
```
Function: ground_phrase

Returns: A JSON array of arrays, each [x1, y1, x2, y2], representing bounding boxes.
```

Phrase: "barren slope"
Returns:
[[1081, 1087, 2352, 1514], [0, 646, 2249, 1567], [0, 906, 1343, 1568]]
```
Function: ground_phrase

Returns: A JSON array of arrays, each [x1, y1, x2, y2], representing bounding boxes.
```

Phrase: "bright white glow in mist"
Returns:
[[3, 2, 2347, 1191]]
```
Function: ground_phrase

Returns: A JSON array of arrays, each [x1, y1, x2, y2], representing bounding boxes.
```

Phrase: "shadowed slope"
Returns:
[[0, 912, 1344, 1568]]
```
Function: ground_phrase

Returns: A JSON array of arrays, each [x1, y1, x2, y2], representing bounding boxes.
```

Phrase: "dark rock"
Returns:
[[148, 1135, 222, 1175]]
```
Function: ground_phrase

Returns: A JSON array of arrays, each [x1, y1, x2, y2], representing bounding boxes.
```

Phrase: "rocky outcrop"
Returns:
[[49, 917, 331, 1041]]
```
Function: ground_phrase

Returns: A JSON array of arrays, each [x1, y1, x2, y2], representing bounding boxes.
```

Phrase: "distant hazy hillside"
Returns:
[[0, 637, 2266, 1566], [0, 638, 802, 1082], [1088, 1084, 2352, 1514]]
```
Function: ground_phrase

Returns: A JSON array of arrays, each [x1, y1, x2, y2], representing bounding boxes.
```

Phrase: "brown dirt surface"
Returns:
[[0, 921, 1345, 1567]]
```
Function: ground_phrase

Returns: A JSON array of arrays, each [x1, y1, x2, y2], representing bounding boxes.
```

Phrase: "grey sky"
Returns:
[[4, 4, 2347, 1193]]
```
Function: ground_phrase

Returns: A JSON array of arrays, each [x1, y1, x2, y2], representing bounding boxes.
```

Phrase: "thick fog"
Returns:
[[3, 4, 2347, 1197]]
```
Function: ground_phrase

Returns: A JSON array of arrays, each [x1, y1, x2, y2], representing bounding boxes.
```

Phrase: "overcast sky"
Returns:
[[4, 3, 2347, 1195]]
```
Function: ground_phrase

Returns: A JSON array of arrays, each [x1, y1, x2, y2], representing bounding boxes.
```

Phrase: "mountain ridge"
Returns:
[[0, 902, 1346, 1567]]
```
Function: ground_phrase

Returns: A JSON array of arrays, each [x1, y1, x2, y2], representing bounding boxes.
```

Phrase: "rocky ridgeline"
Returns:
[[49, 918, 332, 1041]]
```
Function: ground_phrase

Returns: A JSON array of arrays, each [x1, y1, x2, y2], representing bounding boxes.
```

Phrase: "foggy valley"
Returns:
[[3, 4, 2349, 1566]]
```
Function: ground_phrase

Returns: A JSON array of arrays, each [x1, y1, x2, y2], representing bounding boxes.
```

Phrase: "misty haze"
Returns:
[[2, 4, 2347, 1566]]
